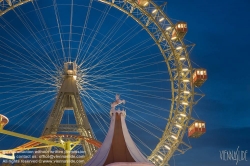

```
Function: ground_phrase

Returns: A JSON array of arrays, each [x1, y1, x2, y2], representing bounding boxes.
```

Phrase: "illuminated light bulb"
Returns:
[[164, 145, 171, 150], [183, 79, 189, 82], [180, 113, 186, 117], [171, 36, 177, 40], [176, 46, 182, 50], [183, 91, 190, 94], [171, 135, 177, 140], [181, 101, 188, 105], [152, 9, 157, 13], [98, 0, 108, 3], [176, 124, 182, 128], [157, 155, 163, 160], [159, 17, 164, 22], [166, 26, 171, 30], [179, 56, 185, 60], [182, 68, 188, 71], [143, 1, 149, 6]]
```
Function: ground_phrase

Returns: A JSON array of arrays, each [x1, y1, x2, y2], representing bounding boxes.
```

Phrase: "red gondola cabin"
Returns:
[[193, 69, 207, 87], [171, 22, 187, 40], [188, 120, 206, 138]]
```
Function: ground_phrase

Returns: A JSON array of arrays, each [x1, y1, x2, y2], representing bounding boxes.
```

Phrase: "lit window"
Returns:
[[204, 70, 206, 75], [201, 71, 204, 75], [195, 123, 198, 127]]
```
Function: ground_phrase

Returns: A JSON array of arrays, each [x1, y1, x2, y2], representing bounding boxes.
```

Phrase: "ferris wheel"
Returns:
[[0, 0, 207, 165]]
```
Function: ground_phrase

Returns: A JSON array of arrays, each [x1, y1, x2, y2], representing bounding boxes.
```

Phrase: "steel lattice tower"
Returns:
[[42, 62, 95, 156]]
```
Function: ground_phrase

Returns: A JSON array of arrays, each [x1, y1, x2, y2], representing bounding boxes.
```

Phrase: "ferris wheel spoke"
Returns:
[[81, 7, 128, 65], [52, 0, 66, 61], [85, 49, 157, 74], [11, 111, 49, 148], [130, 131, 152, 152], [83, 83, 169, 120], [84, 81, 171, 103], [88, 86, 171, 102], [127, 112, 164, 132], [81, 91, 110, 135], [0, 15, 59, 72], [86, 43, 157, 76], [86, 75, 171, 93], [75, 0, 93, 61], [85, 70, 167, 80], [126, 116, 159, 139], [85, 31, 153, 74], [95, 57, 165, 78], [85, 80, 169, 100], [0, 93, 55, 144], [1, 96, 55, 147], [83, 14, 129, 68], [82, 86, 165, 146], [0, 31, 56, 77], [78, 5, 112, 64], [86, 23, 141, 69], [0, 43, 55, 78], [0, 41, 46, 70], [88, 76, 170, 89], [8, 10, 59, 70], [0, 108, 49, 142], [87, 60, 166, 83], [0, 60, 55, 80], [85, 10, 143, 62], [93, 28, 151, 65], [68, 0, 74, 61], [84, 83, 169, 116], [31, 1, 62, 66], [0, 89, 55, 113]]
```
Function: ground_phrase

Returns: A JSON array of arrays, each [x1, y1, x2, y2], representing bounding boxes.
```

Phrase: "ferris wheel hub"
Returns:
[[64, 62, 77, 80]]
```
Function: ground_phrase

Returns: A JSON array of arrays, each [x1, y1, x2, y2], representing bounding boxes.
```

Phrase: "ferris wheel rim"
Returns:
[[97, 0, 195, 165]]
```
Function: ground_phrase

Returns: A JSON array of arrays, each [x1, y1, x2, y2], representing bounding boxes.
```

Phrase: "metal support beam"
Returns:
[[42, 62, 95, 156], [0, 129, 64, 148]]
